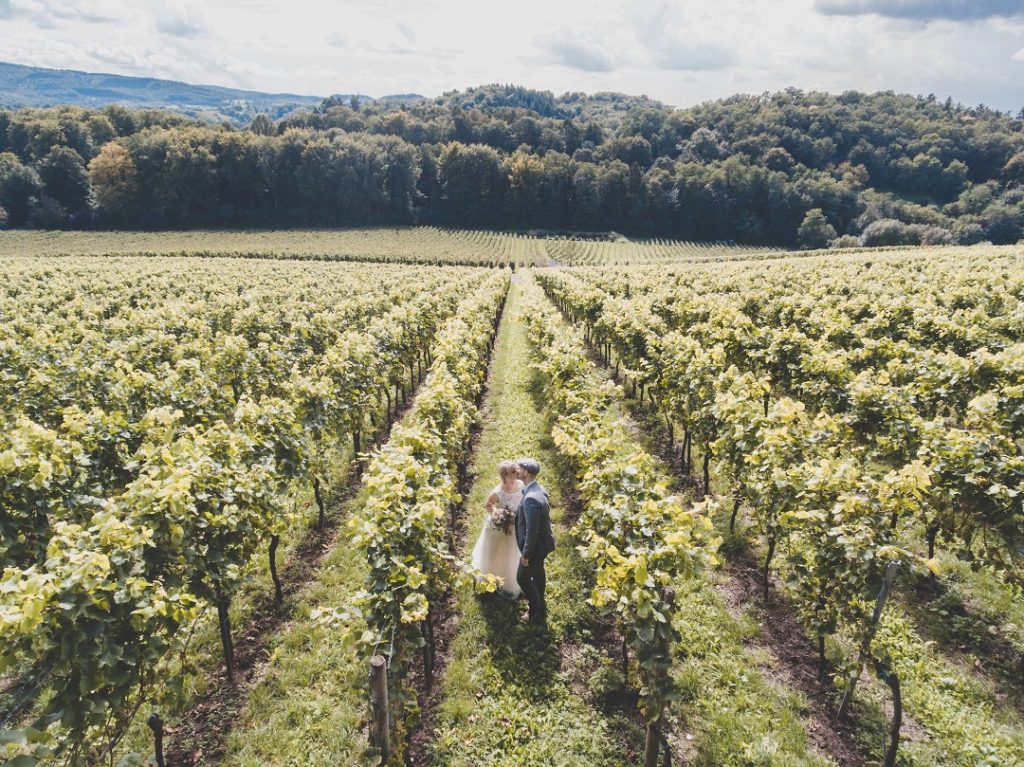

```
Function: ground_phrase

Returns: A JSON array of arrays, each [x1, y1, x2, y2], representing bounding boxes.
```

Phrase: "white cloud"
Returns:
[[325, 30, 348, 48], [538, 29, 618, 72], [1, 0, 114, 26], [0, 0, 1021, 111], [653, 41, 734, 72], [155, 15, 205, 37], [153, 0, 207, 38], [395, 20, 415, 43], [628, 0, 736, 71]]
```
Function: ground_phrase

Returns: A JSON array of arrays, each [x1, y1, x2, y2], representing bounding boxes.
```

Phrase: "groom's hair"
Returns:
[[516, 457, 540, 478]]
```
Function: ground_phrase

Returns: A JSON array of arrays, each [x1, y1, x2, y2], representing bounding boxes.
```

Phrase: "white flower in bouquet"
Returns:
[[489, 506, 515, 534]]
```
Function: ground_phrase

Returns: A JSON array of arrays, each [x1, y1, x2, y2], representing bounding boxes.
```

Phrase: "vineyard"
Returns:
[[536, 246, 1024, 765], [0, 229, 779, 267], [538, 236, 783, 265], [2, 241, 1023, 767]]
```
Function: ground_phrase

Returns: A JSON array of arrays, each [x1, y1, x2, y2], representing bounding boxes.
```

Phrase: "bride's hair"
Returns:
[[498, 460, 518, 479]]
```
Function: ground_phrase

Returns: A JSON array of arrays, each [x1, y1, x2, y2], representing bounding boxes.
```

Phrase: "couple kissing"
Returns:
[[470, 458, 555, 625]]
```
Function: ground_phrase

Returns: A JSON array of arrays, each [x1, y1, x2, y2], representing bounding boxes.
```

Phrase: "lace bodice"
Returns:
[[492, 481, 524, 512]]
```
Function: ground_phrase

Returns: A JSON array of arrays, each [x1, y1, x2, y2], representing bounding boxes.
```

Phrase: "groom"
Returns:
[[514, 457, 555, 625]]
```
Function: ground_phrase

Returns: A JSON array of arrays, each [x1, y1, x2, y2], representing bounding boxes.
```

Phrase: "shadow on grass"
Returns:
[[907, 571, 1024, 714], [524, 366, 552, 436], [476, 594, 559, 702]]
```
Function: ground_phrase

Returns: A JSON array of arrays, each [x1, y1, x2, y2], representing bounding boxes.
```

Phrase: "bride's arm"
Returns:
[[484, 490, 500, 513]]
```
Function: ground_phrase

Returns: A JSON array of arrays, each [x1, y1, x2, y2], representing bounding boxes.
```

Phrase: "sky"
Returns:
[[1, 0, 1023, 111]]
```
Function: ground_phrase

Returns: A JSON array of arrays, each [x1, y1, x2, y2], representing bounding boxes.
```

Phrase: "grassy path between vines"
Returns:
[[115, 448, 362, 764], [423, 276, 641, 767], [212, 482, 377, 767], [599, 401, 868, 767], [676, 428, 1024, 766]]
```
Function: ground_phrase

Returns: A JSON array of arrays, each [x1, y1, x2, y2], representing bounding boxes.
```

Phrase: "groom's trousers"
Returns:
[[517, 556, 547, 622]]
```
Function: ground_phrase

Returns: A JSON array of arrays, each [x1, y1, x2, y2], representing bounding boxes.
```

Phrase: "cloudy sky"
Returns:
[[1, 0, 1022, 110]]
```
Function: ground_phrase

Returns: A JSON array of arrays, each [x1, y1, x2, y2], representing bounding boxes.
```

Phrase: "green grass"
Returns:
[[720, 507, 1024, 767], [612, 378, 1024, 766], [216, 483, 378, 767], [939, 559, 1024, 656], [715, 507, 1024, 767], [429, 277, 638, 766], [112, 407, 424, 764], [867, 606, 1024, 767], [670, 577, 834, 767], [714, 506, 1024, 767], [896, 520, 1024, 696]]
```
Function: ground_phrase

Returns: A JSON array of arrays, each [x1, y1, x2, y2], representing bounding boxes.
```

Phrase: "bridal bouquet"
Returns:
[[489, 507, 515, 535]]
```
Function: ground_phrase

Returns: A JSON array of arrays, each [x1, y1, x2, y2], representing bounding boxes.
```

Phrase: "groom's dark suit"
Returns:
[[516, 480, 555, 623]]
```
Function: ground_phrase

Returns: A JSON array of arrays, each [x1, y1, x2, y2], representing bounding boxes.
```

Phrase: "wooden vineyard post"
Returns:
[[702, 450, 711, 497], [643, 721, 660, 767], [644, 587, 676, 767], [269, 534, 283, 603], [872, 657, 903, 767], [762, 537, 777, 601], [422, 608, 436, 690], [370, 655, 390, 763], [621, 637, 629, 688], [216, 591, 235, 684], [147, 712, 165, 767], [314, 476, 326, 530], [837, 561, 901, 720]]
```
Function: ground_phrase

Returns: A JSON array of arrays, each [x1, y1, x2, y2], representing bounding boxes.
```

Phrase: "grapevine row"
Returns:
[[540, 266, 932, 641], [520, 276, 717, 763], [347, 269, 510, 761], [539, 256, 1023, 589], [0, 227, 795, 267]]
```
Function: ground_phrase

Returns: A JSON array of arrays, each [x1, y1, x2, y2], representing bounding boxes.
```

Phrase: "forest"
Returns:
[[0, 85, 1023, 247]]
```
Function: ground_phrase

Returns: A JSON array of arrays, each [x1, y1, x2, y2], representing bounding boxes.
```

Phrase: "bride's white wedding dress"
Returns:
[[471, 481, 524, 598]]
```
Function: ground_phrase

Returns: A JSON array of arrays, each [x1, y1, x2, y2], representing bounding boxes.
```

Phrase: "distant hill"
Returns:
[[1, 65, 1020, 247], [0, 61, 401, 124], [437, 84, 669, 125], [0, 64, 661, 127]]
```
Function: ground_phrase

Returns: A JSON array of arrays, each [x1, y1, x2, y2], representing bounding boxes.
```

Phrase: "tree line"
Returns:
[[0, 87, 1022, 247]]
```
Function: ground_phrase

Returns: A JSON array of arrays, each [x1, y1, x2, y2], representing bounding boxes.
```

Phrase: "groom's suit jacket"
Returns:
[[516, 481, 555, 561]]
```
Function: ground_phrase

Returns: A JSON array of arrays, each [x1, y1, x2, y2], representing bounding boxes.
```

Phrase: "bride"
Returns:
[[471, 460, 523, 598]]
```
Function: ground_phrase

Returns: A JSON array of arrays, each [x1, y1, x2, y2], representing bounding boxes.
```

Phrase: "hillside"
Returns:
[[0, 61, 333, 123], [0, 75, 1022, 246]]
